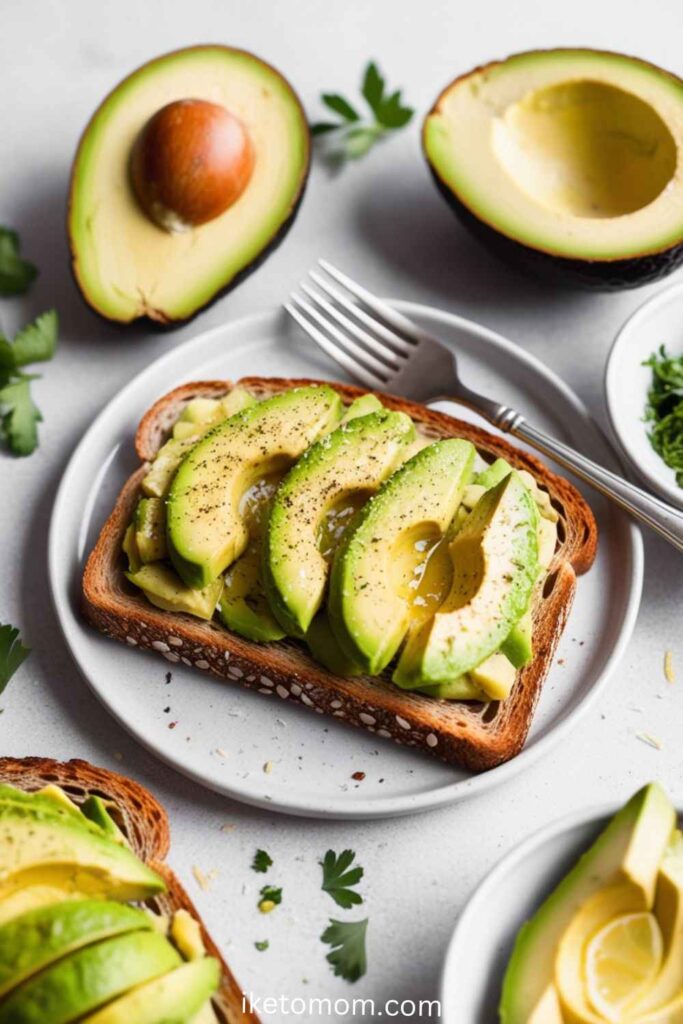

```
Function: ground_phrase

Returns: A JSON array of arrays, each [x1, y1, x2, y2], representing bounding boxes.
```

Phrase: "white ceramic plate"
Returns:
[[606, 280, 683, 510], [440, 802, 628, 1022], [48, 301, 642, 819]]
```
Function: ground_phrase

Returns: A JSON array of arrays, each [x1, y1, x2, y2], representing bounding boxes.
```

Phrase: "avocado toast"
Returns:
[[82, 378, 597, 772], [0, 756, 258, 1024]]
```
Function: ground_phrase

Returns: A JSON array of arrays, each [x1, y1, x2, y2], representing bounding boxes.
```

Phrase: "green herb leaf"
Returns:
[[322, 94, 360, 122], [312, 61, 414, 165], [0, 228, 37, 297], [643, 346, 683, 487], [321, 918, 368, 982], [11, 310, 58, 366], [362, 62, 385, 113], [0, 376, 42, 456], [0, 623, 30, 695], [254, 939, 269, 952], [252, 849, 273, 873], [321, 849, 364, 908], [258, 884, 282, 911]]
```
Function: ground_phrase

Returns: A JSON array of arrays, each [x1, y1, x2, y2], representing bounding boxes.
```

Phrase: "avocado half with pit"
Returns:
[[424, 49, 683, 289], [69, 46, 310, 324]]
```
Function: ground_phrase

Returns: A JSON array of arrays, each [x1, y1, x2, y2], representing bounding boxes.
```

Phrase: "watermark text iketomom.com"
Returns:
[[242, 993, 441, 1018]]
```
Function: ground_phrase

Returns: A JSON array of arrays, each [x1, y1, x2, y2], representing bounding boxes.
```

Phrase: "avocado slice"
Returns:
[[394, 473, 538, 688], [329, 439, 475, 674], [126, 563, 223, 619], [499, 783, 675, 1023], [80, 958, 220, 1024], [142, 438, 197, 499], [80, 796, 128, 847], [305, 612, 364, 677], [424, 49, 683, 288], [172, 388, 257, 440], [69, 47, 310, 324], [167, 385, 342, 588], [0, 930, 180, 1024], [341, 394, 384, 422], [0, 799, 165, 903], [0, 900, 151, 999], [134, 498, 167, 563], [264, 410, 415, 637], [122, 523, 141, 572]]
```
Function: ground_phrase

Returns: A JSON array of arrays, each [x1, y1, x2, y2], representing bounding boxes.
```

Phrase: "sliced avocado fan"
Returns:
[[80, 957, 220, 1024]]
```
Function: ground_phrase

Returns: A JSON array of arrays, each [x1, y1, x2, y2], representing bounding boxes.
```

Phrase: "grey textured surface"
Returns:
[[1, 1, 683, 1019]]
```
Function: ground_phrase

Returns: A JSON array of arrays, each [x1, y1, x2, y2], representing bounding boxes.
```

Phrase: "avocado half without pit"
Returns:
[[423, 49, 683, 288], [69, 46, 310, 324]]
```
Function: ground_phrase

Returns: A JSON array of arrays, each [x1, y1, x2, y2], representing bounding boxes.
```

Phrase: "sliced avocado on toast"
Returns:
[[80, 958, 221, 1024], [264, 410, 416, 636], [329, 438, 476, 674]]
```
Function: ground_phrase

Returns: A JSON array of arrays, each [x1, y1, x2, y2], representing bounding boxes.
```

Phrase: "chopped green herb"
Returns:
[[0, 228, 37, 296], [0, 309, 58, 456], [254, 939, 269, 952], [258, 885, 282, 912], [311, 61, 413, 163], [644, 345, 683, 486], [321, 918, 368, 982], [252, 848, 273, 873], [321, 849, 364, 908], [0, 623, 30, 695]]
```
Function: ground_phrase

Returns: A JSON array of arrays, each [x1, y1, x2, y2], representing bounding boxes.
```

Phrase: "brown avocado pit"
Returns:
[[130, 99, 255, 232]]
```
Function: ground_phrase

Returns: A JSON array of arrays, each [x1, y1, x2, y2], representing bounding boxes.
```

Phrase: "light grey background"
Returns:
[[2, 1, 683, 1020]]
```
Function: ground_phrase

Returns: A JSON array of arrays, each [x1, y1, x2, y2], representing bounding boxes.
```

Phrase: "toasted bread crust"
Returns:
[[84, 378, 597, 772], [0, 756, 257, 1024]]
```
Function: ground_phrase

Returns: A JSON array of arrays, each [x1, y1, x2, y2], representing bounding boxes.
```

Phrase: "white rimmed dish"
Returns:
[[48, 301, 642, 819], [440, 803, 618, 1022], [606, 280, 683, 510]]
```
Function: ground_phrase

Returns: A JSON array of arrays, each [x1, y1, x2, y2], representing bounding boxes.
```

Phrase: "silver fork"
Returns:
[[285, 259, 683, 553]]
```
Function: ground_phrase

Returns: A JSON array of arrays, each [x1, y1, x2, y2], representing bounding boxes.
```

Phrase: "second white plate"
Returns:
[[48, 301, 642, 819]]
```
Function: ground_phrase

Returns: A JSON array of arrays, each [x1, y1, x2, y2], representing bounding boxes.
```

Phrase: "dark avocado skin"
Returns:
[[428, 168, 683, 291], [67, 45, 311, 328], [424, 48, 683, 291]]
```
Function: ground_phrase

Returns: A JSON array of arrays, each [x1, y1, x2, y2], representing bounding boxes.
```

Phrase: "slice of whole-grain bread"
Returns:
[[0, 756, 258, 1024], [83, 377, 597, 772]]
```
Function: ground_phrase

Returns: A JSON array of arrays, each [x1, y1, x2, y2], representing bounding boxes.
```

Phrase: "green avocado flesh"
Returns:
[[167, 386, 342, 588], [126, 563, 223, 619], [80, 958, 220, 1024], [0, 930, 181, 1024], [135, 498, 167, 563], [0, 797, 165, 903], [393, 472, 539, 688], [306, 612, 363, 676], [424, 49, 683, 267], [69, 46, 310, 324], [264, 410, 415, 636], [499, 783, 676, 1023], [329, 439, 476, 674], [0, 900, 151, 999], [80, 796, 128, 846]]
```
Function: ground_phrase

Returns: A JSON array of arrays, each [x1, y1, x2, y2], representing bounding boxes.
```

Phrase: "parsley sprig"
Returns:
[[321, 849, 364, 908], [321, 918, 368, 982], [644, 345, 683, 487], [0, 308, 58, 456], [0, 228, 37, 297], [311, 62, 414, 162], [0, 623, 30, 696], [252, 849, 273, 873]]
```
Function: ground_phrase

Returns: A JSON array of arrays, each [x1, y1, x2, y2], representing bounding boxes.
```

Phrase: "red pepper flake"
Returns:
[[168, 721, 178, 730], [351, 771, 366, 781]]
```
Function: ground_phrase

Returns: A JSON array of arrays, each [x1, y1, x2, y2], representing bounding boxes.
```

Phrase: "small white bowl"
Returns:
[[440, 804, 615, 1023], [606, 281, 683, 510]]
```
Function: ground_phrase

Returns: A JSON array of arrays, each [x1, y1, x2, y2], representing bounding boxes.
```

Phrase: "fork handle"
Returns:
[[498, 412, 683, 552]]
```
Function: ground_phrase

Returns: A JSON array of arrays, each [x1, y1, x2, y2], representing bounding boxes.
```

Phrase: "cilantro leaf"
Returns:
[[0, 228, 37, 296], [0, 623, 30, 695], [258, 885, 282, 911], [0, 376, 42, 456], [252, 849, 273, 873], [362, 62, 384, 114], [321, 849, 364, 908], [311, 61, 414, 164], [321, 918, 368, 982], [322, 94, 359, 122], [254, 939, 269, 952], [12, 310, 58, 366]]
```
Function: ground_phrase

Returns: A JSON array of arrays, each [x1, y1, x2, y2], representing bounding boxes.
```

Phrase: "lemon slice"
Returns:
[[584, 912, 663, 1021]]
